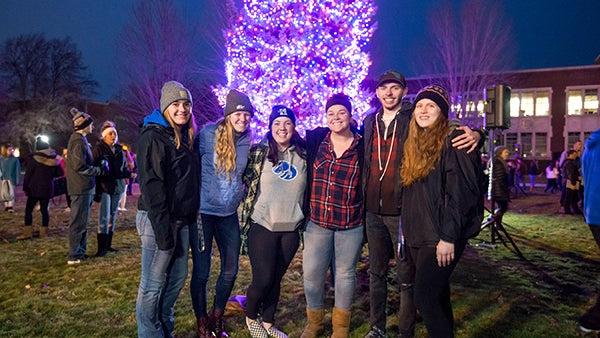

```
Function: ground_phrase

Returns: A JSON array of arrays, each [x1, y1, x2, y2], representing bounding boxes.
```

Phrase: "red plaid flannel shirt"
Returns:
[[309, 132, 363, 230]]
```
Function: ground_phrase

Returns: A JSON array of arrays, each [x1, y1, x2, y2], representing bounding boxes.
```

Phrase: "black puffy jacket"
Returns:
[[136, 110, 200, 250], [491, 158, 510, 202], [23, 149, 64, 199]]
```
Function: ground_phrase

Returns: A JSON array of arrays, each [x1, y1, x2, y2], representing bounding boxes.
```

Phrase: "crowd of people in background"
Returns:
[[0, 71, 598, 337]]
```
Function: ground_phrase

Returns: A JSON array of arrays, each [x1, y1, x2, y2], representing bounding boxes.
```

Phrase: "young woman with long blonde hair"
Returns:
[[399, 85, 483, 338], [190, 89, 254, 338]]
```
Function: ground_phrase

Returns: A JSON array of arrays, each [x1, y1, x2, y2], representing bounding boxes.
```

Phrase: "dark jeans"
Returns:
[[590, 224, 600, 249], [245, 222, 299, 323], [24, 197, 50, 227], [365, 212, 416, 335], [564, 188, 581, 214], [406, 242, 466, 338], [189, 213, 241, 318], [68, 194, 93, 258], [544, 179, 558, 193]]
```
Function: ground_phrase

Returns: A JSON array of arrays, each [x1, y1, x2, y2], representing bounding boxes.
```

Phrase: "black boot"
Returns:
[[96, 233, 108, 257], [107, 231, 118, 252]]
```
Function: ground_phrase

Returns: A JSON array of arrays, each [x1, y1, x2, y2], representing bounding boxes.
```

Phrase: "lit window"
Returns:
[[583, 89, 598, 114], [477, 100, 484, 115], [506, 133, 517, 153], [510, 95, 520, 117], [535, 133, 547, 158], [520, 93, 534, 116], [568, 90, 583, 115], [535, 94, 549, 116], [521, 133, 532, 156]]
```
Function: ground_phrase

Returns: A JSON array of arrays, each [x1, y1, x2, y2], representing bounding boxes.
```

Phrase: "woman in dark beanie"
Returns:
[[190, 89, 253, 338], [301, 93, 364, 338], [92, 120, 130, 256], [239, 105, 307, 338], [18, 137, 63, 240], [399, 85, 483, 338], [135, 81, 199, 337]]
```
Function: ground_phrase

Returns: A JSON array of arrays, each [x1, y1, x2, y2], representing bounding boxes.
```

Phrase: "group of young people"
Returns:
[[134, 70, 485, 338]]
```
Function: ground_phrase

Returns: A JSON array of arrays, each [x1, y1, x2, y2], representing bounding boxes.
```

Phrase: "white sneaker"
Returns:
[[67, 259, 81, 265]]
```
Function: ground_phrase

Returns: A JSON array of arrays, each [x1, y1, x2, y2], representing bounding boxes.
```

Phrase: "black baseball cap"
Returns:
[[377, 70, 407, 88]]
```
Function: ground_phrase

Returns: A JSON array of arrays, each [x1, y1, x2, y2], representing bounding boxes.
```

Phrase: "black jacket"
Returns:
[[401, 130, 484, 244], [302, 127, 364, 226], [23, 149, 64, 199], [361, 102, 412, 215], [137, 114, 200, 250], [491, 157, 510, 202], [93, 141, 130, 195], [66, 132, 103, 195]]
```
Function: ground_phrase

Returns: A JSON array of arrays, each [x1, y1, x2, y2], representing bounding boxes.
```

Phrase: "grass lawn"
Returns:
[[0, 189, 598, 337]]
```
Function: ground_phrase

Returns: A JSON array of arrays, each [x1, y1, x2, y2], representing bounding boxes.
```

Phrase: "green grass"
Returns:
[[0, 193, 598, 337]]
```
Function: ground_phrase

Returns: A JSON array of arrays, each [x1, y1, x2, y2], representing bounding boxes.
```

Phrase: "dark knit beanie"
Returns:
[[224, 89, 255, 117], [325, 93, 352, 114], [269, 105, 296, 130], [377, 70, 407, 88], [35, 136, 49, 151], [160, 81, 192, 113], [70, 107, 93, 131], [414, 85, 450, 117]]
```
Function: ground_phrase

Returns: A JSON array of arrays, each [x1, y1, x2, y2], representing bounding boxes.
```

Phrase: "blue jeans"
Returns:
[[135, 211, 190, 338], [303, 221, 364, 310], [98, 192, 120, 234], [68, 194, 93, 258], [189, 213, 240, 317]]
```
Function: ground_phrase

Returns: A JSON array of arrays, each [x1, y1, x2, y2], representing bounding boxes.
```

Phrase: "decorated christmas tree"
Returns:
[[214, 0, 377, 135]]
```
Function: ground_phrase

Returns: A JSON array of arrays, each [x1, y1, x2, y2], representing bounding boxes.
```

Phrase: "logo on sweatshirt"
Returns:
[[272, 161, 297, 181]]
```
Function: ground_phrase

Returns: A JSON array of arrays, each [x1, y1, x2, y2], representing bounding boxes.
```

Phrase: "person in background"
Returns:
[[17, 136, 63, 240], [190, 89, 253, 338], [544, 161, 559, 193], [528, 157, 539, 192], [66, 108, 106, 265], [118, 148, 136, 211], [399, 85, 483, 338], [491, 146, 511, 225], [135, 81, 199, 337], [240, 105, 306, 338], [93, 121, 131, 256], [578, 128, 600, 334], [563, 150, 582, 215], [0, 143, 21, 213]]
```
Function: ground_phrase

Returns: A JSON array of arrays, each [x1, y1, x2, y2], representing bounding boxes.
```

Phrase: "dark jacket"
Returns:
[[23, 149, 63, 199], [303, 127, 365, 226], [137, 109, 200, 250], [93, 141, 130, 195], [361, 102, 412, 215], [401, 130, 484, 244], [66, 132, 103, 195], [491, 157, 510, 202]]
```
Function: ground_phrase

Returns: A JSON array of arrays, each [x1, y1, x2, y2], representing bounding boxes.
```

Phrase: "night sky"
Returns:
[[1, 0, 599, 101]]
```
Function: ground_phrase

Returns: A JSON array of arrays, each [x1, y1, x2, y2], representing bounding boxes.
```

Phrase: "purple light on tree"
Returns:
[[214, 0, 377, 135]]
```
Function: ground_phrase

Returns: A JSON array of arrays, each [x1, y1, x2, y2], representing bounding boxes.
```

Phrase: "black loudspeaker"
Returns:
[[484, 84, 511, 129]]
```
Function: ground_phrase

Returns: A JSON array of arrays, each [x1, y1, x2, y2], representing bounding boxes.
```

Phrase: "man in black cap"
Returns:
[[362, 70, 481, 337]]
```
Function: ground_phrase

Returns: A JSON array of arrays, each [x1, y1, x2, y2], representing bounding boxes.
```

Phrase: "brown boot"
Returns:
[[211, 308, 229, 337], [300, 307, 324, 338], [16, 226, 33, 240], [330, 307, 350, 338], [196, 316, 215, 338], [39, 227, 48, 238]]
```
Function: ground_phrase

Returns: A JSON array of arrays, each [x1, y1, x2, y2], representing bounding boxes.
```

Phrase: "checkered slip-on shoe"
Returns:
[[264, 325, 288, 338], [245, 317, 268, 338]]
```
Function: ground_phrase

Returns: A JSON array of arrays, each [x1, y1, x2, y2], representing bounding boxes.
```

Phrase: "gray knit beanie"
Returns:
[[70, 107, 93, 131], [224, 89, 255, 117], [160, 81, 193, 113]]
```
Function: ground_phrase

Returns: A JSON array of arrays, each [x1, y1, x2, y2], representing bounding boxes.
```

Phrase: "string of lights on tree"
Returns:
[[214, 0, 377, 135]]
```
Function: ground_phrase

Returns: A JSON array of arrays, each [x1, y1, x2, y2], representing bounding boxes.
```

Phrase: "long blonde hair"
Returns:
[[400, 114, 449, 186], [163, 111, 196, 150], [214, 117, 237, 175]]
